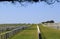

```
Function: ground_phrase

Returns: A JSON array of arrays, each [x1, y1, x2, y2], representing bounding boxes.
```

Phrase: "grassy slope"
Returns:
[[10, 24, 38, 39], [39, 24, 60, 39]]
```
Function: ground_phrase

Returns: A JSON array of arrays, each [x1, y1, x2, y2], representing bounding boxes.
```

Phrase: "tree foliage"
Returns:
[[42, 20, 55, 24], [0, 0, 60, 5]]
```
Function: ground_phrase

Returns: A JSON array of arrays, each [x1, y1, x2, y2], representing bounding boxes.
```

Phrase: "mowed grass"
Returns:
[[39, 24, 60, 39], [10, 24, 38, 39]]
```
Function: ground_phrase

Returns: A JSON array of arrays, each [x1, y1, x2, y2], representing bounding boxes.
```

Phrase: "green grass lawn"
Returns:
[[39, 24, 60, 39], [10, 24, 38, 39]]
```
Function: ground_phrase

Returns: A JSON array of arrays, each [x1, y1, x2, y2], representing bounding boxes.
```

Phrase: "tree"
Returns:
[[49, 20, 54, 23], [42, 20, 55, 24], [0, 0, 60, 5]]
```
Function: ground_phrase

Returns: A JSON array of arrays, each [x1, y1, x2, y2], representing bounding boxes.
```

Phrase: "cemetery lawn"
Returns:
[[39, 24, 60, 39], [10, 24, 38, 39]]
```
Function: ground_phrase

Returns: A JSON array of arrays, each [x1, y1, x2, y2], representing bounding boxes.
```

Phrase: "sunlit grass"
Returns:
[[10, 24, 38, 39], [39, 24, 60, 39]]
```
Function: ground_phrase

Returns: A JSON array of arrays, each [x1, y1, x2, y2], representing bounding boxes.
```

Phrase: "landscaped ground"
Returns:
[[10, 24, 38, 39], [39, 24, 60, 39], [1, 24, 60, 39]]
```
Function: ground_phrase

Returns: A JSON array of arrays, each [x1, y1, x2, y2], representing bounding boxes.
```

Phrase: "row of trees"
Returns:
[[0, 0, 60, 5], [42, 20, 55, 24]]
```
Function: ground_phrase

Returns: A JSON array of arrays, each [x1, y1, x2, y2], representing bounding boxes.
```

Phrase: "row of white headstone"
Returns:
[[0, 26, 29, 39], [0, 26, 20, 34], [43, 23, 60, 30]]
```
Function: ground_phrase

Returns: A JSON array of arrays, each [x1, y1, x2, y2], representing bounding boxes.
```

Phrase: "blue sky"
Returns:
[[0, 1, 60, 24]]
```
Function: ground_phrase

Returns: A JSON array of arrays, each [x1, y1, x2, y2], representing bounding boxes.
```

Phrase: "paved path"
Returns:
[[37, 25, 40, 33], [37, 25, 42, 39]]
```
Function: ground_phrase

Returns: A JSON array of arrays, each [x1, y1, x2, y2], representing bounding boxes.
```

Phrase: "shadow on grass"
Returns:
[[39, 33, 46, 39]]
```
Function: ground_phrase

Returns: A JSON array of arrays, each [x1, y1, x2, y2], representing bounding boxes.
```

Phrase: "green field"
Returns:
[[39, 24, 60, 39], [10, 24, 38, 39]]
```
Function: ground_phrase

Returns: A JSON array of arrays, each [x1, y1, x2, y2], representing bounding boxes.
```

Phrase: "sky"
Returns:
[[0, 1, 60, 24]]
